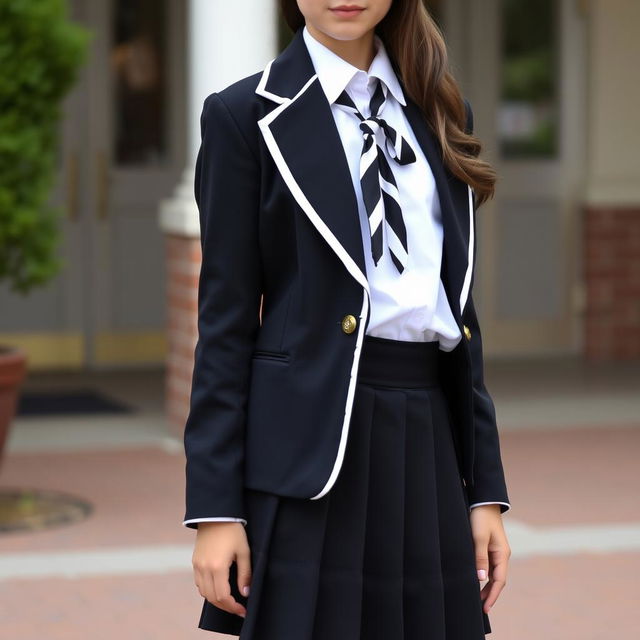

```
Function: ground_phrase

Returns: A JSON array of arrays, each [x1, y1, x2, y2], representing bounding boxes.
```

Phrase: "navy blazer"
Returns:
[[183, 27, 510, 527]]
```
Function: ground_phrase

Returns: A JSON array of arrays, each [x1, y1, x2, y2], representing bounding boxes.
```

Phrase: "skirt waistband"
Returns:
[[356, 335, 440, 388]]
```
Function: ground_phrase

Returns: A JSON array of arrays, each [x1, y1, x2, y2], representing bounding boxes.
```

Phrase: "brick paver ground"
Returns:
[[1, 553, 636, 640], [499, 426, 640, 525], [1, 425, 638, 638]]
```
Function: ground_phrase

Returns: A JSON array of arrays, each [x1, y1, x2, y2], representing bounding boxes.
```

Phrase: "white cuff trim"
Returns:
[[468, 501, 511, 513], [182, 517, 247, 527]]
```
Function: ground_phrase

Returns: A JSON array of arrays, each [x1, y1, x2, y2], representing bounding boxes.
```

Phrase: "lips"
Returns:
[[330, 5, 365, 15]]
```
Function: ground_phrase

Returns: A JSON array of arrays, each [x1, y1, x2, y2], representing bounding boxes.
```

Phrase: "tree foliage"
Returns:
[[0, 0, 89, 293]]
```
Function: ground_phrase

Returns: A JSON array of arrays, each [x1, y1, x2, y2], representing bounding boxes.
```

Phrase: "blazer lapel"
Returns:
[[256, 27, 474, 319], [401, 98, 473, 323], [256, 29, 369, 293]]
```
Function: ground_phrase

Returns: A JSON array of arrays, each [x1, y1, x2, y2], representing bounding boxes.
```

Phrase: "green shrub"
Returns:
[[0, 0, 90, 293]]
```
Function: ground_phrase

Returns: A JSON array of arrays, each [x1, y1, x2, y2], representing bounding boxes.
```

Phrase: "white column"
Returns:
[[159, 0, 278, 236]]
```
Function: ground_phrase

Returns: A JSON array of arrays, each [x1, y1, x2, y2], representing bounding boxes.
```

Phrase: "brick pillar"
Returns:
[[165, 235, 201, 436], [584, 207, 640, 360], [582, 3, 640, 360]]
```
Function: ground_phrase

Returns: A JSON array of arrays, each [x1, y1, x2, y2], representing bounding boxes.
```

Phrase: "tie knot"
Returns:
[[359, 119, 381, 136], [334, 84, 416, 166], [334, 77, 386, 119]]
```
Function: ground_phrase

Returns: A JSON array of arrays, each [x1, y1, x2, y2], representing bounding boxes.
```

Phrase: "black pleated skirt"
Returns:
[[198, 335, 492, 639]]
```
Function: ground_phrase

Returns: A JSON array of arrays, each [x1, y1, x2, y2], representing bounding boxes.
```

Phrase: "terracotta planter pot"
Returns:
[[0, 345, 28, 468]]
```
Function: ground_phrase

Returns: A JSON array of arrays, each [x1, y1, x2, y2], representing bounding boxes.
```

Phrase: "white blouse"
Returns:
[[183, 27, 504, 528], [302, 25, 463, 351]]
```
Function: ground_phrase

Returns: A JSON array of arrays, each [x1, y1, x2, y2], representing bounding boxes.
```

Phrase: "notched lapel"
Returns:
[[256, 29, 368, 291], [265, 79, 367, 284], [255, 28, 475, 313]]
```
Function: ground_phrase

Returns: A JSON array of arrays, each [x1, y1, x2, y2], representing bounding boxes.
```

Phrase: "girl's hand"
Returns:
[[469, 504, 511, 614], [192, 521, 252, 617]]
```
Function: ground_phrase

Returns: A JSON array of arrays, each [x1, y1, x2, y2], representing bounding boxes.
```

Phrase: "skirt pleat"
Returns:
[[198, 336, 491, 639]]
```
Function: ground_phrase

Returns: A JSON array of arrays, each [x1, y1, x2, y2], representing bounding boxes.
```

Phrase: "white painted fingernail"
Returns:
[[242, 585, 250, 596], [477, 569, 487, 580]]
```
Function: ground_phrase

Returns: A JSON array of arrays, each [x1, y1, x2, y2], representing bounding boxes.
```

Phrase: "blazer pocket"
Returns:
[[251, 349, 290, 364]]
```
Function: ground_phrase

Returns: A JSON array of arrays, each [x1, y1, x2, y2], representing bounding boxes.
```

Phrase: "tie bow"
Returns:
[[366, 116, 416, 166], [334, 78, 416, 273]]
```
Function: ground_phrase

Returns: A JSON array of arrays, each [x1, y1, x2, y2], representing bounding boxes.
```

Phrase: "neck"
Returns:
[[305, 23, 376, 71]]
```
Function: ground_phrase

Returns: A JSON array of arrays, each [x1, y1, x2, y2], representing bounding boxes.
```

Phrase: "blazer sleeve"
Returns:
[[461, 98, 511, 514], [182, 91, 262, 529]]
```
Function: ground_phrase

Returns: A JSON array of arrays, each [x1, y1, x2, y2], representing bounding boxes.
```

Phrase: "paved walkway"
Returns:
[[1, 361, 639, 639]]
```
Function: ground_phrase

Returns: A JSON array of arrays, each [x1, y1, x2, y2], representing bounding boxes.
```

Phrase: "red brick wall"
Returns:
[[165, 235, 201, 437], [584, 207, 640, 360]]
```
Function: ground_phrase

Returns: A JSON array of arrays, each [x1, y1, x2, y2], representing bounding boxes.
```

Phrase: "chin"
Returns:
[[321, 22, 373, 42]]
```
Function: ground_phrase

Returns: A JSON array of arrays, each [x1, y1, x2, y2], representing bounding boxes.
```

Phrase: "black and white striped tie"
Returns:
[[334, 79, 416, 273]]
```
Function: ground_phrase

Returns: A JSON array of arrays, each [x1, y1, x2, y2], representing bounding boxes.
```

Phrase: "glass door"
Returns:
[[438, 0, 587, 357], [83, 0, 186, 367], [0, 0, 187, 369]]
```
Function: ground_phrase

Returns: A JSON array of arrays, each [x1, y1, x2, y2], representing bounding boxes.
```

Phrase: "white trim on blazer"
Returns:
[[255, 55, 477, 503], [255, 58, 289, 104], [460, 185, 475, 315], [257, 66, 372, 501]]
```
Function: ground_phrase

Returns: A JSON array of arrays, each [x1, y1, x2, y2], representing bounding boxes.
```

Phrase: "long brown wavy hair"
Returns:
[[279, 0, 496, 207]]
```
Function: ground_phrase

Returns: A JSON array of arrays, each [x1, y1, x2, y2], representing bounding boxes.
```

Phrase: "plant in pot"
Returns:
[[0, 0, 89, 466]]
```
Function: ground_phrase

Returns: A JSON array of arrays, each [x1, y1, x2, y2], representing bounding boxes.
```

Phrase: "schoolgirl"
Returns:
[[183, 1, 512, 638]]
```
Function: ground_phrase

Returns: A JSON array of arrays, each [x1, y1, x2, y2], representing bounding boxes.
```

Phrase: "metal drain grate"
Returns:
[[0, 488, 93, 534]]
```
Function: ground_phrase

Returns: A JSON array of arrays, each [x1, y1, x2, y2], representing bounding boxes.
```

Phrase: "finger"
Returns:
[[198, 568, 217, 605], [236, 547, 252, 598], [474, 536, 490, 583], [481, 555, 508, 612], [213, 563, 246, 617], [482, 577, 506, 613]]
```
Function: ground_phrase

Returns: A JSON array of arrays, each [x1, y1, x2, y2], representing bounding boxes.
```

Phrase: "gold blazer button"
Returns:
[[463, 324, 472, 341], [341, 314, 357, 334]]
